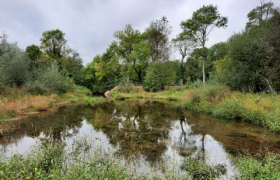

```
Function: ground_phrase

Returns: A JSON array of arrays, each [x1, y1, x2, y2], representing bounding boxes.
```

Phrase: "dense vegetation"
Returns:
[[81, 2, 280, 94], [1, 1, 280, 179], [0, 30, 83, 95], [1, 2, 279, 95], [1, 137, 279, 179]]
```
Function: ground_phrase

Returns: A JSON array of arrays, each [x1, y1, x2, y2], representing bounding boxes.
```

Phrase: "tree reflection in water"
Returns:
[[0, 100, 280, 178]]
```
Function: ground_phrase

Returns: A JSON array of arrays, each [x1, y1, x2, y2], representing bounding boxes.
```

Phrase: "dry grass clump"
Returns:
[[0, 94, 58, 118]]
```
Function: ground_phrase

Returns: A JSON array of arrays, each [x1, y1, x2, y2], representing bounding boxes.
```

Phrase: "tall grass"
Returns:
[[0, 140, 130, 180], [0, 86, 102, 121], [0, 138, 185, 180], [1, 138, 276, 179]]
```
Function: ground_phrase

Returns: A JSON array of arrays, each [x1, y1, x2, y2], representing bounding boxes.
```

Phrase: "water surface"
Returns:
[[1, 100, 280, 179]]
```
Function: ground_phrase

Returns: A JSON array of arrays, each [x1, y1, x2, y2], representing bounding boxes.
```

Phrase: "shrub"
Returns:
[[25, 63, 75, 94], [213, 101, 245, 119], [76, 86, 92, 96], [1, 52, 30, 86], [144, 61, 177, 92], [200, 84, 230, 103]]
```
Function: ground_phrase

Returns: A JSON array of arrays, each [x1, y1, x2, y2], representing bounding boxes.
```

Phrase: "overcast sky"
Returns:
[[1, 0, 279, 65]]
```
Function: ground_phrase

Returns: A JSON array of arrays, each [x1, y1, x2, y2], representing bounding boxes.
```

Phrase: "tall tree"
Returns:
[[62, 50, 83, 84], [128, 41, 151, 84], [172, 34, 196, 85], [40, 29, 66, 60], [246, 1, 276, 29], [181, 5, 228, 83], [144, 16, 172, 62], [114, 24, 143, 83]]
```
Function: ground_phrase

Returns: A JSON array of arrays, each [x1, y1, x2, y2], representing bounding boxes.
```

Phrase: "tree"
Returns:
[[144, 16, 172, 62], [172, 34, 196, 85], [39, 29, 84, 84], [2, 52, 30, 86], [0, 34, 30, 86], [114, 24, 144, 84], [128, 41, 151, 84], [144, 61, 179, 91], [206, 42, 228, 78], [26, 45, 41, 70], [40, 29, 66, 60], [181, 5, 228, 83], [62, 50, 83, 85], [213, 8, 280, 92], [246, 1, 276, 29], [82, 42, 121, 94]]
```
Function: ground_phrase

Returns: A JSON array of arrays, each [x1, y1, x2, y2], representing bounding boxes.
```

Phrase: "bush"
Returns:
[[25, 63, 75, 94], [144, 61, 178, 92], [75, 86, 92, 96], [213, 101, 245, 119], [1, 52, 30, 86], [236, 153, 280, 180], [0, 34, 30, 87]]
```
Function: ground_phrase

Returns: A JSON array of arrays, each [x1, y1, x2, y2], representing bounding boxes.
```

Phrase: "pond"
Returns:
[[0, 100, 280, 179]]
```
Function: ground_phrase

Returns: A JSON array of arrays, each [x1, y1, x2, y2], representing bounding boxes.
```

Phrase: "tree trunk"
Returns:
[[202, 58, 205, 83], [180, 79, 184, 86]]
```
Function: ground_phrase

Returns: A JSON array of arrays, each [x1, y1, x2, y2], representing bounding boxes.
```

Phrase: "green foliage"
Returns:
[[236, 153, 280, 180], [26, 44, 42, 70], [40, 29, 66, 59], [1, 52, 30, 86], [0, 31, 83, 95], [0, 139, 184, 179], [75, 86, 92, 96], [211, 4, 280, 92], [144, 16, 171, 62], [82, 49, 121, 94], [144, 61, 178, 91], [0, 141, 130, 180], [181, 4, 228, 83], [0, 35, 30, 86], [25, 63, 75, 94], [128, 40, 151, 84], [62, 51, 84, 85], [181, 5, 228, 42], [172, 34, 197, 84], [246, 2, 276, 29]]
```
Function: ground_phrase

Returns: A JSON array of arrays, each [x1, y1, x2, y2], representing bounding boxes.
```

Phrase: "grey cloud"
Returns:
[[0, 0, 279, 65]]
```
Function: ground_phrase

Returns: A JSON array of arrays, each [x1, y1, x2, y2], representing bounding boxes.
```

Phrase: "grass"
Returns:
[[236, 152, 280, 180], [110, 84, 280, 132], [0, 86, 105, 122], [1, 138, 278, 179], [0, 138, 184, 180]]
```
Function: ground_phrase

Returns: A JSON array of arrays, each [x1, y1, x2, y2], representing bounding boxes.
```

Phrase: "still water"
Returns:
[[0, 100, 280, 179]]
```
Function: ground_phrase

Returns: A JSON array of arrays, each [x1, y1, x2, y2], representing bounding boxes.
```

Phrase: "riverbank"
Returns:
[[110, 84, 280, 133], [0, 86, 105, 134]]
